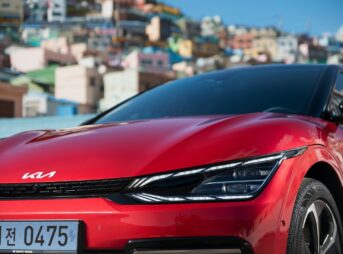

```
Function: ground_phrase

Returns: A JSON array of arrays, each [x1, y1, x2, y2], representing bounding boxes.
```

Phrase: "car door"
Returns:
[[327, 70, 343, 161]]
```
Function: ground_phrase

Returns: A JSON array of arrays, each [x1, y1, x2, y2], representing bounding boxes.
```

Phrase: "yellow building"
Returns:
[[179, 39, 219, 58], [153, 3, 181, 16], [179, 40, 193, 58], [247, 27, 279, 59], [0, 0, 24, 25], [252, 37, 278, 60]]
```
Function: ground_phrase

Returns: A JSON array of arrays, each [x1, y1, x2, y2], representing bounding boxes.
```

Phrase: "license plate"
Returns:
[[0, 221, 80, 253]]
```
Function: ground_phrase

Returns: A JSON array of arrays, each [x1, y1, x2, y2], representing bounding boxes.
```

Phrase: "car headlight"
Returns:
[[124, 147, 306, 203]]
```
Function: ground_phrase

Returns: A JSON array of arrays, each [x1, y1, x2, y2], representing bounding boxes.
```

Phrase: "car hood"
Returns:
[[0, 113, 327, 183]]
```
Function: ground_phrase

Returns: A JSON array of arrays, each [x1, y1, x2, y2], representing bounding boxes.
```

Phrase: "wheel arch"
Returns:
[[276, 147, 343, 253], [305, 161, 343, 223]]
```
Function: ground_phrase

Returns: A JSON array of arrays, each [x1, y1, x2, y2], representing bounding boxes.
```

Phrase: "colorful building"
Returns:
[[0, 0, 24, 25], [10, 47, 76, 72], [122, 49, 170, 73], [179, 38, 219, 58], [0, 81, 27, 118], [23, 91, 79, 117]]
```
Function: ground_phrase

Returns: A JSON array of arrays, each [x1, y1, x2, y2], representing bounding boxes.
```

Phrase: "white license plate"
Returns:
[[0, 221, 80, 253]]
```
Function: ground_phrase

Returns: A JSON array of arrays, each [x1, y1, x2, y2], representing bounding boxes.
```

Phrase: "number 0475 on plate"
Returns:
[[0, 221, 80, 253]]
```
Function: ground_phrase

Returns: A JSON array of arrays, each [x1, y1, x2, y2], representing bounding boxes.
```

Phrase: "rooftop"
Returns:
[[26, 65, 58, 86]]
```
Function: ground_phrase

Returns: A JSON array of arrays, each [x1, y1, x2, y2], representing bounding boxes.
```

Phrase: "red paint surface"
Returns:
[[1, 113, 343, 253]]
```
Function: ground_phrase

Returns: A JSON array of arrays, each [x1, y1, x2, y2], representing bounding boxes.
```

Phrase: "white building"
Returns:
[[336, 26, 343, 43], [55, 65, 103, 113], [201, 16, 223, 37], [47, 0, 66, 22], [99, 49, 174, 111], [100, 0, 114, 18], [276, 35, 298, 63], [100, 69, 174, 111], [100, 70, 138, 110], [23, 92, 78, 117], [227, 25, 250, 36]]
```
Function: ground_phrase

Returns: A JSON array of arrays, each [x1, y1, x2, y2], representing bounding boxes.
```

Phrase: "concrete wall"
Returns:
[[55, 65, 102, 111], [100, 69, 139, 111]]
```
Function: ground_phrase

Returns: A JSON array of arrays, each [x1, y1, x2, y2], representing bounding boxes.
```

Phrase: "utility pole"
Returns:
[[115, 0, 121, 39], [277, 15, 284, 32], [305, 18, 312, 35]]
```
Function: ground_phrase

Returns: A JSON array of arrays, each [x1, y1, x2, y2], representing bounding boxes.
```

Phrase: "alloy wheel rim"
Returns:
[[302, 200, 338, 254]]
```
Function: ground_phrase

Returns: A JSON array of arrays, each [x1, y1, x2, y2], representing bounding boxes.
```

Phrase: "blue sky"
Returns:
[[163, 0, 343, 35]]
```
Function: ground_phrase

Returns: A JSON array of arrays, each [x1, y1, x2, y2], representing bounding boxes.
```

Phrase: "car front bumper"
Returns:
[[0, 195, 283, 254], [0, 160, 297, 254]]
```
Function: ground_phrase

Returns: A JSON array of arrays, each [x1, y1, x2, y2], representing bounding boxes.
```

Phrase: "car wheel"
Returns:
[[287, 178, 343, 254]]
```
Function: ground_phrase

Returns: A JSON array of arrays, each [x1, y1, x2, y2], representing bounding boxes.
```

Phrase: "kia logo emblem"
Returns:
[[22, 171, 56, 180]]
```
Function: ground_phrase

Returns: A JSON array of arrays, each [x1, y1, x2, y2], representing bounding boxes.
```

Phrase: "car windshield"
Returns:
[[95, 66, 324, 124]]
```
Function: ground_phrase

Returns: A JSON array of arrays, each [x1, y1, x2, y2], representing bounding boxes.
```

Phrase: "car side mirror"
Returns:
[[330, 101, 343, 124]]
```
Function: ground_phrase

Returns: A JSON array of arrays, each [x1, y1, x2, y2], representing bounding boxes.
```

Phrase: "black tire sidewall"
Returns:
[[287, 178, 343, 254]]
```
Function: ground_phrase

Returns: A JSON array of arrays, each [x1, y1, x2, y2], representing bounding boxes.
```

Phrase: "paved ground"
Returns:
[[0, 114, 95, 138]]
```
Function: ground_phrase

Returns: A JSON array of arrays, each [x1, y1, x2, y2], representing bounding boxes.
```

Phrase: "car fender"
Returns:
[[273, 145, 343, 253]]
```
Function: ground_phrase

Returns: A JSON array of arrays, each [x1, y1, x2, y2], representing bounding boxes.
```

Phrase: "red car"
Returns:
[[0, 64, 343, 254]]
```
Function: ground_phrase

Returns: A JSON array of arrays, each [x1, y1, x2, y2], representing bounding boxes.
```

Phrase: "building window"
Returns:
[[141, 59, 153, 66], [90, 77, 97, 87], [26, 101, 41, 117], [157, 60, 164, 67], [1, 3, 10, 8], [0, 99, 15, 118]]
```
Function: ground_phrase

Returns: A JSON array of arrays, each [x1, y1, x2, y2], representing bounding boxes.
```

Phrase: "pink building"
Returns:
[[10, 48, 76, 73], [41, 37, 87, 61], [122, 50, 170, 73], [10, 38, 87, 73]]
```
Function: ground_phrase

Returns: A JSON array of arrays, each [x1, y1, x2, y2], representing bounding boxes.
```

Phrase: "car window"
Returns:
[[328, 72, 343, 116], [95, 66, 325, 124]]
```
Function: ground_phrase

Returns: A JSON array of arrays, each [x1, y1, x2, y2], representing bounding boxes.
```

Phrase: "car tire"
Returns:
[[287, 178, 343, 254]]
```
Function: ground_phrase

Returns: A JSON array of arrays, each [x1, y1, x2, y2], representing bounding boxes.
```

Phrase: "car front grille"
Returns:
[[0, 178, 132, 199]]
